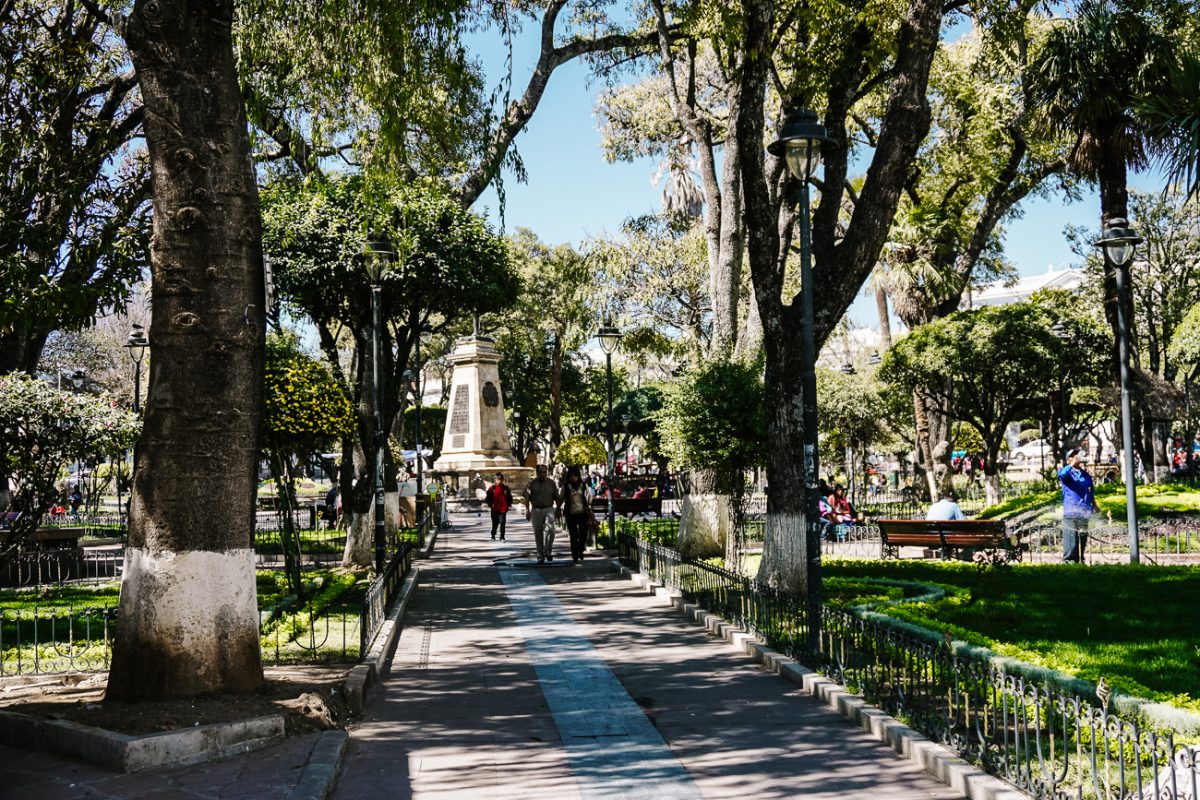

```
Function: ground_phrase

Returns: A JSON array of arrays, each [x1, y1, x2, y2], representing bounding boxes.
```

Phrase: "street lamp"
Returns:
[[769, 107, 833, 653], [124, 324, 149, 413], [1050, 320, 1070, 472], [596, 319, 623, 544], [365, 230, 394, 571], [1093, 217, 1143, 564]]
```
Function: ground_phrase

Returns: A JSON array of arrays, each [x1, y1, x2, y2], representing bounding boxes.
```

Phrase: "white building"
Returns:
[[965, 264, 1084, 308]]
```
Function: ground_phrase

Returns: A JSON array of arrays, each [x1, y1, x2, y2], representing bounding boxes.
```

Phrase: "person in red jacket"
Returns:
[[484, 473, 514, 541]]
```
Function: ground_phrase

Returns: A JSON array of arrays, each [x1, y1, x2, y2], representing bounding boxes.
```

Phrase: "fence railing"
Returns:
[[618, 533, 1200, 800], [359, 542, 415, 656]]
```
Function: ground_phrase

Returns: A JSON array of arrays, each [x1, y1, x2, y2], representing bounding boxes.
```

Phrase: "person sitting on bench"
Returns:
[[926, 489, 965, 521]]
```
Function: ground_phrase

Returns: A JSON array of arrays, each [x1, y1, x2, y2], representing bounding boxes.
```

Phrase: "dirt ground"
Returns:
[[0, 664, 352, 736]]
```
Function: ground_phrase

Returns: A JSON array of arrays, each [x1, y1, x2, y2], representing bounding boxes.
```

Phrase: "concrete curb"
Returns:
[[0, 709, 285, 772], [612, 561, 1029, 800], [288, 729, 349, 800], [344, 564, 421, 714]]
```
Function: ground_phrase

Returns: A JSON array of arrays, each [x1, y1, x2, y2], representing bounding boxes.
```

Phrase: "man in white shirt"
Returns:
[[926, 489, 965, 521]]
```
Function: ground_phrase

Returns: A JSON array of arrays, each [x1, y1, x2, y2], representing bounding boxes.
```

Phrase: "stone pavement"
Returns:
[[331, 512, 963, 800], [0, 511, 968, 799]]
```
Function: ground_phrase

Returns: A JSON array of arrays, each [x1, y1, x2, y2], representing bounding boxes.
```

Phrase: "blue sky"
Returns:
[[467, 25, 1166, 328]]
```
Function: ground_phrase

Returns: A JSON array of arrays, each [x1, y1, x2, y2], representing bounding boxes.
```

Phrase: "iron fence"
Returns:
[[1017, 517, 1200, 565], [359, 541, 415, 656], [618, 532, 1200, 800]]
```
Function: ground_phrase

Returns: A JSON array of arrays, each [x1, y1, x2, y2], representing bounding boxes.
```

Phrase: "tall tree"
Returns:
[[0, 1, 148, 376], [737, 0, 947, 592], [504, 229, 597, 453], [878, 17, 1073, 500], [261, 175, 516, 567], [107, 0, 267, 700]]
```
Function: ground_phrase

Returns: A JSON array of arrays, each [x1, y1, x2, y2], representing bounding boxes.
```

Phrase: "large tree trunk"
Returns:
[[107, 0, 264, 701], [676, 469, 728, 560]]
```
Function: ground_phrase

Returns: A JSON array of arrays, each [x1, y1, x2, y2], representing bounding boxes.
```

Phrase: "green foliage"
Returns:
[[262, 174, 517, 331], [237, 0, 486, 180], [0, 374, 140, 548], [817, 367, 893, 465], [400, 405, 446, 452], [555, 434, 607, 467], [588, 215, 710, 362], [654, 359, 766, 492], [882, 302, 1104, 462], [1170, 302, 1200, 380], [825, 558, 1200, 717], [0, 3, 149, 366], [262, 333, 355, 455]]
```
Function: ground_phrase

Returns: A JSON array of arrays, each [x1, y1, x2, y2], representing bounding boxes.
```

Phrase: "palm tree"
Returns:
[[1140, 45, 1200, 198], [1027, 1, 1169, 334]]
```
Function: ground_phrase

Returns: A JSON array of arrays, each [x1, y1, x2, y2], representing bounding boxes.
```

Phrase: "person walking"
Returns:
[[484, 473, 513, 541], [524, 464, 559, 563], [559, 466, 594, 563], [1058, 448, 1097, 563]]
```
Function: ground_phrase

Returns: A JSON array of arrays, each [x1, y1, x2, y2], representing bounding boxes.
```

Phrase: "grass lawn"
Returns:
[[0, 569, 369, 673], [977, 481, 1200, 521], [824, 559, 1200, 711]]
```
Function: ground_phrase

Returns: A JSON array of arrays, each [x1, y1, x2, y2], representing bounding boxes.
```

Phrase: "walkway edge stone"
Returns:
[[0, 709, 285, 772], [613, 562, 1030, 800], [346, 565, 422, 714], [288, 729, 349, 800]]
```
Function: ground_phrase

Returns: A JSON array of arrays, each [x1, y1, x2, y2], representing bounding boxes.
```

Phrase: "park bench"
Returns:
[[591, 496, 663, 518], [876, 518, 1021, 562]]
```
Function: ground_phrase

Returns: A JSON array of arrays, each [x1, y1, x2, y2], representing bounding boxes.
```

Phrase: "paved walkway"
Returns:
[[332, 513, 963, 800]]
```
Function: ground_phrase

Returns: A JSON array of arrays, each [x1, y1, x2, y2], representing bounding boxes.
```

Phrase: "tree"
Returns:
[[816, 368, 891, 491], [879, 19, 1074, 499], [0, 2, 148, 376], [654, 359, 767, 562], [106, 0, 268, 702], [881, 303, 1105, 504], [555, 434, 607, 467], [589, 215, 711, 363], [503, 230, 597, 452], [0, 374, 139, 562], [261, 174, 517, 567], [1027, 0, 1183, 356], [261, 333, 355, 594]]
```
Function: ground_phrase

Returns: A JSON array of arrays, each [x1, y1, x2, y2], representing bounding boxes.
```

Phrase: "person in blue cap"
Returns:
[[1058, 448, 1097, 562]]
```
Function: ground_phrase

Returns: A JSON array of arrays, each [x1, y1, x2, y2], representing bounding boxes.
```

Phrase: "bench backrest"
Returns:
[[876, 518, 1007, 543]]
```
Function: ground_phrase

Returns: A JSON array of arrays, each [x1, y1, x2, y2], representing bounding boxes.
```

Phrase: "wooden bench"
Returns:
[[591, 496, 663, 518], [876, 518, 1021, 562]]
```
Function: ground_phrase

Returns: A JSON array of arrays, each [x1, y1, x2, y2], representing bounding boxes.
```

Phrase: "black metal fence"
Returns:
[[618, 532, 1200, 800], [359, 542, 415, 657]]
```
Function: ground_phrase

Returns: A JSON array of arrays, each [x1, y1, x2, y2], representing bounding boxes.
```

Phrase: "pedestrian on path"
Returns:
[[485, 472, 513, 541], [1058, 448, 1097, 562], [559, 466, 594, 562], [524, 464, 559, 563]]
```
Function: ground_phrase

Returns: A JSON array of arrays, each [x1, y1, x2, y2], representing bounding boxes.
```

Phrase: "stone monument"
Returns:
[[432, 334, 533, 496]]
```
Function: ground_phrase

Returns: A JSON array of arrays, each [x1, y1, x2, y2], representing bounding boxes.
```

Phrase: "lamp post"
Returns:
[[365, 231, 394, 572], [841, 363, 856, 500], [769, 107, 833, 653], [596, 320, 623, 544], [1051, 320, 1071, 472], [124, 324, 149, 413], [1094, 218, 1143, 564]]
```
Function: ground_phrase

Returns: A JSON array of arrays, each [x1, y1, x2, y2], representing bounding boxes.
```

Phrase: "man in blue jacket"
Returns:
[[1058, 448, 1097, 563]]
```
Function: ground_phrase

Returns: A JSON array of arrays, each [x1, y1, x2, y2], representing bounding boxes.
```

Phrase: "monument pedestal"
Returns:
[[432, 336, 533, 494]]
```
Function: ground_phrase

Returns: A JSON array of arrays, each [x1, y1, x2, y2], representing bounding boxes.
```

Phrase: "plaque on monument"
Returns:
[[449, 384, 470, 434]]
